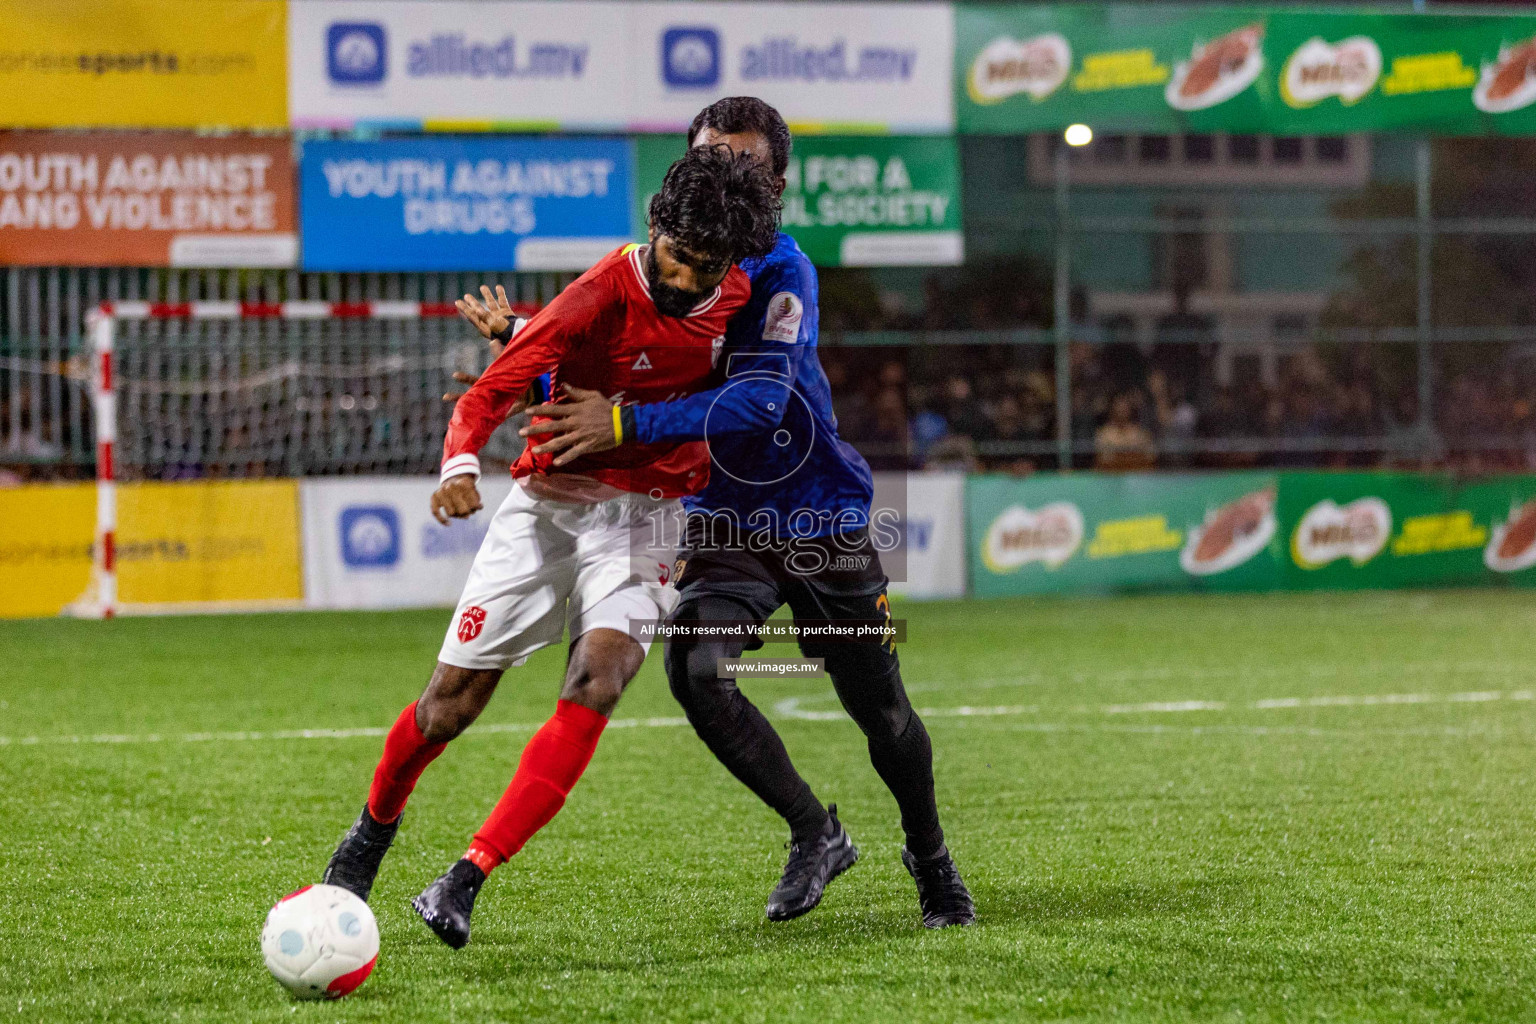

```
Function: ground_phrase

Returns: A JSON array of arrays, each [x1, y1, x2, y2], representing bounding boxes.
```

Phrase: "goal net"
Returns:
[[71, 300, 529, 617]]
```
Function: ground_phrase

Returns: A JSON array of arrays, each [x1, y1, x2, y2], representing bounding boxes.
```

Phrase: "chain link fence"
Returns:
[[0, 267, 570, 478], [5, 134, 1536, 479]]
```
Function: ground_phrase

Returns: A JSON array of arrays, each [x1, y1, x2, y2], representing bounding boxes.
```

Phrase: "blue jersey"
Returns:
[[628, 233, 873, 538]]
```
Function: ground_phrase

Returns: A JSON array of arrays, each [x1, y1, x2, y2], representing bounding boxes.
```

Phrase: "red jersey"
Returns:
[[441, 243, 749, 498]]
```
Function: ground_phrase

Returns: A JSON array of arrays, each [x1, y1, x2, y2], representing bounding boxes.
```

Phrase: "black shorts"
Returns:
[[671, 520, 898, 671]]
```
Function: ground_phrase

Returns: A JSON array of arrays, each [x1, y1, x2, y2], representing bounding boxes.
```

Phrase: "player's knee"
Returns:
[[864, 700, 917, 747], [417, 665, 499, 742], [560, 668, 627, 716], [664, 640, 725, 714], [562, 629, 643, 716], [831, 661, 913, 740], [416, 691, 476, 743]]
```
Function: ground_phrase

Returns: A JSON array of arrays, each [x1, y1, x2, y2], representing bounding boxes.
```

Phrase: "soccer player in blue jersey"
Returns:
[[454, 98, 973, 929]]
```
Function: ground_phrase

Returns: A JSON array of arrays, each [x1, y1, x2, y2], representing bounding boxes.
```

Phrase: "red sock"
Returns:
[[366, 701, 447, 824], [464, 700, 608, 874]]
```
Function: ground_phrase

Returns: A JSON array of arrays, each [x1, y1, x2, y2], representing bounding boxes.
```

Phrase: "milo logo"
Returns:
[[982, 502, 1084, 573], [1291, 497, 1391, 569], [1281, 35, 1382, 107], [967, 34, 1071, 105]]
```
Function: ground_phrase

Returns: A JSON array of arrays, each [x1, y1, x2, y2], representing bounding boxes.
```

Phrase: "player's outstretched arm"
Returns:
[[437, 274, 611, 512], [446, 289, 551, 409]]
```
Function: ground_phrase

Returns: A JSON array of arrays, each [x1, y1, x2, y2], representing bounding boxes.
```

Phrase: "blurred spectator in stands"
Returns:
[[1148, 369, 1198, 466], [923, 433, 981, 473], [910, 397, 948, 465], [988, 395, 1032, 447], [864, 387, 911, 471], [940, 375, 991, 441], [1094, 392, 1156, 471], [1331, 383, 1383, 467], [824, 359, 871, 441]]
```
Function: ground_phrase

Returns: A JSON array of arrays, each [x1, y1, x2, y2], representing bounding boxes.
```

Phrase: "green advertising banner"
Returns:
[[967, 471, 1536, 598], [634, 135, 963, 267], [968, 471, 1283, 597], [1279, 472, 1536, 590], [957, 4, 1536, 135]]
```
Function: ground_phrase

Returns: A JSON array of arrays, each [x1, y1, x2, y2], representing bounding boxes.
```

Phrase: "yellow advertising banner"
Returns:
[[0, 482, 95, 619], [0, 0, 287, 129], [0, 479, 303, 618], [117, 479, 303, 607]]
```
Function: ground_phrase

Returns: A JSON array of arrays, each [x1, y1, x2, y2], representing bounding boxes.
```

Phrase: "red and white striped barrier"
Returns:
[[95, 300, 472, 321], [77, 300, 536, 618]]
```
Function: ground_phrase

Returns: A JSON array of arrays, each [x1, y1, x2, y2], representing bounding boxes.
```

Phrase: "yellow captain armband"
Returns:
[[612, 403, 624, 445]]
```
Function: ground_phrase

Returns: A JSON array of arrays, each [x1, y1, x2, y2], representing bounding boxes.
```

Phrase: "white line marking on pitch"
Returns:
[[2, 689, 1530, 749], [776, 688, 1536, 721]]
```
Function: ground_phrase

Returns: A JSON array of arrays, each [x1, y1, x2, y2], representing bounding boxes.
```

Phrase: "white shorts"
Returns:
[[438, 481, 681, 671]]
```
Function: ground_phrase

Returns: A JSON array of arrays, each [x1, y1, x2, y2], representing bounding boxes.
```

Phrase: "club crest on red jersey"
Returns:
[[457, 605, 487, 642]]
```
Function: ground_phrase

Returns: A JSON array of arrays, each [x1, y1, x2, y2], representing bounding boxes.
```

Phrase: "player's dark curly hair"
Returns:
[[648, 143, 782, 270], [688, 96, 792, 177]]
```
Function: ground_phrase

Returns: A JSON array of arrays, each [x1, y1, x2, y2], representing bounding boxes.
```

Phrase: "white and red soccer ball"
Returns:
[[260, 883, 378, 1000]]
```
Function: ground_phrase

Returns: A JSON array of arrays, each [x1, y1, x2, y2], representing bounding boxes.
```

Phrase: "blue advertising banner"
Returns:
[[299, 137, 634, 271]]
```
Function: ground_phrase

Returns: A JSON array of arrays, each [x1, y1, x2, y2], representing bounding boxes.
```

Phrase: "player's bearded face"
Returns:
[[645, 242, 714, 318]]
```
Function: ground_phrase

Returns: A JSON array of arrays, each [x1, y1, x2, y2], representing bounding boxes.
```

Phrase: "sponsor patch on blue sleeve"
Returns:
[[761, 291, 804, 343]]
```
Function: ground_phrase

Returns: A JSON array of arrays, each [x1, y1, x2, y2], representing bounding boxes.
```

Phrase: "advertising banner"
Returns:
[[967, 471, 1281, 598], [956, 4, 1536, 136], [288, 1, 953, 133], [0, 480, 303, 618], [289, 1, 631, 131], [0, 0, 287, 129], [967, 471, 1536, 598], [1279, 473, 1536, 590], [0, 482, 95, 619], [625, 2, 954, 133], [881, 472, 967, 600], [0, 133, 297, 268], [116, 480, 304, 608], [302, 476, 517, 611], [634, 134, 962, 267], [299, 137, 633, 271]]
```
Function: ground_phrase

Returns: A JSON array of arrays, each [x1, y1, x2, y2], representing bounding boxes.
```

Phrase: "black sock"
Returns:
[[867, 705, 945, 859]]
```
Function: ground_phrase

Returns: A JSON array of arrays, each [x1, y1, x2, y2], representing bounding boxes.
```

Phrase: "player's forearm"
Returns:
[[440, 350, 551, 481], [627, 376, 792, 444], [441, 391, 520, 482]]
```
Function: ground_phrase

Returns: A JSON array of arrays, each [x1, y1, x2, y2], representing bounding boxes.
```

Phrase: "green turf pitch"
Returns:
[[4, 590, 1536, 1023]]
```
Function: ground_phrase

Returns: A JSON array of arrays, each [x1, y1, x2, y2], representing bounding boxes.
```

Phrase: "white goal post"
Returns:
[[75, 299, 474, 618]]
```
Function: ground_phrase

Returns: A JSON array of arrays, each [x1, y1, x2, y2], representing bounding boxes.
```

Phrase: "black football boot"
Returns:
[[412, 859, 486, 949], [322, 804, 400, 902], [765, 804, 859, 922], [901, 845, 976, 928]]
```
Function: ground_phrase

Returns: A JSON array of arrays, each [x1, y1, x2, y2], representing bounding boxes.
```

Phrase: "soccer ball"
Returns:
[[260, 883, 379, 1000]]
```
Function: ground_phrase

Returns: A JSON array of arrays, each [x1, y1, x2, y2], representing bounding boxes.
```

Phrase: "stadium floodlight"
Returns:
[[73, 299, 482, 619], [1064, 124, 1093, 147]]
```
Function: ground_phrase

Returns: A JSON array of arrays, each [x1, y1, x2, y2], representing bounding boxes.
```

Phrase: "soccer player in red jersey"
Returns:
[[319, 146, 782, 950]]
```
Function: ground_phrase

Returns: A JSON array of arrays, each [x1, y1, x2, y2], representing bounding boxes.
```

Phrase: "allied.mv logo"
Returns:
[[662, 27, 720, 88], [340, 505, 400, 568], [327, 22, 387, 85]]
